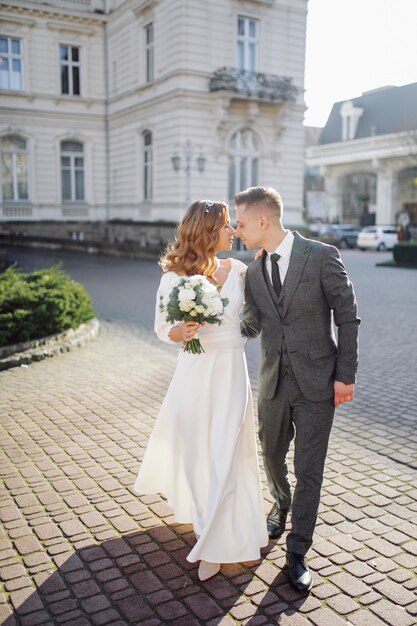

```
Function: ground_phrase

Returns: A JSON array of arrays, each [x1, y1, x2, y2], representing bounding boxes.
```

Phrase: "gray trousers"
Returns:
[[258, 349, 335, 556]]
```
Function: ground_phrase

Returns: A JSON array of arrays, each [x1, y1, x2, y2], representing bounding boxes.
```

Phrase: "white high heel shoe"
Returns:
[[198, 560, 220, 581]]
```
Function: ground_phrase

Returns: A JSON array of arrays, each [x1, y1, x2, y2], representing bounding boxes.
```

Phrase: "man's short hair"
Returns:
[[234, 186, 283, 220]]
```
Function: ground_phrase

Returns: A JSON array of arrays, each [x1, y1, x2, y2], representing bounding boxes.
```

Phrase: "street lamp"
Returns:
[[171, 140, 206, 204]]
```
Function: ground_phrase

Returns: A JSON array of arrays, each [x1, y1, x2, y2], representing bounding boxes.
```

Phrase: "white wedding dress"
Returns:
[[134, 258, 268, 563]]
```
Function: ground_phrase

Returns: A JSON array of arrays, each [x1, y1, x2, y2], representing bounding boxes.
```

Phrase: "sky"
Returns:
[[304, 0, 417, 128]]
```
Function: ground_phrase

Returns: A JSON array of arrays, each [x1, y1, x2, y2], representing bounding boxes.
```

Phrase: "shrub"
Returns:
[[393, 241, 417, 267], [0, 265, 96, 347]]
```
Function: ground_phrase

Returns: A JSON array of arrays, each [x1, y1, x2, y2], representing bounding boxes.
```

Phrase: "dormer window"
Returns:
[[340, 101, 363, 141]]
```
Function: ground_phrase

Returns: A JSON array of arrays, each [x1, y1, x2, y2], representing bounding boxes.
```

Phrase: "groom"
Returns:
[[235, 186, 360, 592]]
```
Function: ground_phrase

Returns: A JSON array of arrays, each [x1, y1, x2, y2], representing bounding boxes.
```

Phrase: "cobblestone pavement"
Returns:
[[1, 249, 417, 625]]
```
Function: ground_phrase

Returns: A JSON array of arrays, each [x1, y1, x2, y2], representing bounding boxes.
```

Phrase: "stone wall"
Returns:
[[0, 220, 178, 260]]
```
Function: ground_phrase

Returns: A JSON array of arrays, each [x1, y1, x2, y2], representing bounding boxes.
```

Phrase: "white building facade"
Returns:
[[0, 0, 307, 236], [306, 84, 417, 228]]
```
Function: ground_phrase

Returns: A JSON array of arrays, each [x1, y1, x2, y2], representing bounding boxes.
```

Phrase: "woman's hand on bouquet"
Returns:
[[181, 321, 200, 342], [169, 321, 200, 343]]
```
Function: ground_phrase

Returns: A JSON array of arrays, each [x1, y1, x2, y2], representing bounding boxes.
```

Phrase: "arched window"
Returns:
[[228, 128, 259, 200], [61, 141, 85, 202], [143, 131, 152, 201], [0, 135, 28, 202]]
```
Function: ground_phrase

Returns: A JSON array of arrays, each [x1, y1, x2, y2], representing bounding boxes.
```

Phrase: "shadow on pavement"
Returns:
[[4, 527, 312, 625]]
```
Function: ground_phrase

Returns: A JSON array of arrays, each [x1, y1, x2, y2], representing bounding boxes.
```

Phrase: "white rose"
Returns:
[[178, 287, 196, 302], [189, 275, 205, 286], [179, 300, 194, 312]]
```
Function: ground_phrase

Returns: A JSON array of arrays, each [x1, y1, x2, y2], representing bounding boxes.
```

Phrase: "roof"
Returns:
[[320, 82, 417, 144]]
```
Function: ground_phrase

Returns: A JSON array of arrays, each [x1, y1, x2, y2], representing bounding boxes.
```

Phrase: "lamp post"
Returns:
[[171, 140, 206, 205]]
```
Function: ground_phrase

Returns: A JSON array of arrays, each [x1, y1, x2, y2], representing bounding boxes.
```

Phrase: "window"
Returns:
[[61, 141, 85, 202], [0, 135, 28, 202], [60, 44, 81, 96], [0, 36, 23, 91], [143, 131, 152, 201], [145, 23, 154, 82], [237, 16, 258, 72], [228, 129, 259, 200], [340, 101, 363, 141]]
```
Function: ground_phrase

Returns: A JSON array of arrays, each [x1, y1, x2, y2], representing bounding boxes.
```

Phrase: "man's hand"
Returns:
[[334, 381, 354, 407]]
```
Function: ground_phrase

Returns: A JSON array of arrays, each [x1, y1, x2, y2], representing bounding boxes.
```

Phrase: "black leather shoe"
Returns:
[[267, 505, 288, 539], [286, 552, 313, 592]]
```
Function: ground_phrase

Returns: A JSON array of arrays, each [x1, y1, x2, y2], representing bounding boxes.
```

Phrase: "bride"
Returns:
[[134, 199, 268, 581]]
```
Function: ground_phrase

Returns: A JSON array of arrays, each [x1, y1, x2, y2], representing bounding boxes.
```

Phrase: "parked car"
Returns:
[[357, 225, 398, 251], [319, 225, 361, 249]]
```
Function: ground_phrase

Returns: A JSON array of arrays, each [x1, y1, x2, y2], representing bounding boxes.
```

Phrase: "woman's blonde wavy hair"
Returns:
[[160, 200, 229, 277]]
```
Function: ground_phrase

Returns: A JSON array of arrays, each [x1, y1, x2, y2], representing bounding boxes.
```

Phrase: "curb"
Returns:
[[0, 317, 100, 371]]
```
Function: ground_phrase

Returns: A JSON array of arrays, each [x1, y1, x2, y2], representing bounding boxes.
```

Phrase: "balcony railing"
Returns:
[[209, 67, 297, 103]]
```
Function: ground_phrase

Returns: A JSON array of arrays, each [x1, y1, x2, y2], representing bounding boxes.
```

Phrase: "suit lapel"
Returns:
[[281, 232, 311, 318]]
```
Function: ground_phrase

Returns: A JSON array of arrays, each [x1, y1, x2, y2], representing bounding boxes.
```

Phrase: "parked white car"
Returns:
[[357, 225, 398, 251]]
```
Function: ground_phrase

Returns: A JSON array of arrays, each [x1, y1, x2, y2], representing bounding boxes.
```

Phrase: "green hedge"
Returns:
[[0, 265, 96, 347], [393, 241, 417, 267]]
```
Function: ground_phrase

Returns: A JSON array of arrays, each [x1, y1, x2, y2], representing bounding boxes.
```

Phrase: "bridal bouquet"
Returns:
[[160, 275, 229, 354]]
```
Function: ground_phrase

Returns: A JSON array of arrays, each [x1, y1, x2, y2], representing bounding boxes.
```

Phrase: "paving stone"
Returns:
[[365, 537, 402, 557], [347, 609, 387, 625], [393, 552, 417, 568], [4, 576, 33, 592], [229, 601, 257, 619], [80, 512, 107, 528], [344, 560, 375, 577], [80, 594, 112, 614], [33, 524, 62, 541], [9, 587, 45, 615], [308, 607, 348, 626], [326, 594, 360, 615], [20, 609, 51, 626], [13, 536, 43, 556], [110, 516, 139, 533], [0, 564, 27, 581], [130, 571, 164, 594], [250, 590, 280, 608], [370, 599, 415, 626], [155, 600, 188, 621], [373, 579, 416, 606], [312, 583, 339, 600], [184, 592, 223, 620], [328, 572, 369, 597]]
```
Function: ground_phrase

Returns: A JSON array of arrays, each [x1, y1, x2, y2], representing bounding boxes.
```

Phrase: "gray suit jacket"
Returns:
[[242, 232, 360, 402]]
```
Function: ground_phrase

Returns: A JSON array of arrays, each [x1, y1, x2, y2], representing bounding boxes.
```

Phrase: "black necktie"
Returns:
[[270, 252, 282, 298]]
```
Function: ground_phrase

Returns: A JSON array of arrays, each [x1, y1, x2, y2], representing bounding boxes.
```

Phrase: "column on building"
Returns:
[[375, 161, 396, 224], [320, 166, 339, 222]]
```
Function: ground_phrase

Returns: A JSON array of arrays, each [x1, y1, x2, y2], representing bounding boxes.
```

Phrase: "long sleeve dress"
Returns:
[[134, 258, 268, 563]]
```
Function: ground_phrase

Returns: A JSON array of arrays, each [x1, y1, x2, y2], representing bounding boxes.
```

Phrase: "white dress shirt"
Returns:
[[266, 230, 295, 285]]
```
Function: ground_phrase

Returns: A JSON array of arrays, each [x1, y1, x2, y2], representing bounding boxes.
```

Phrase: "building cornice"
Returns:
[[232, 0, 307, 17], [306, 131, 417, 167], [0, 13, 36, 26], [46, 19, 96, 35], [132, 0, 160, 18], [0, 1, 107, 24]]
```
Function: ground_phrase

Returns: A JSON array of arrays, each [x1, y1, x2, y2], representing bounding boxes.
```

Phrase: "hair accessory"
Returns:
[[204, 201, 215, 212]]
